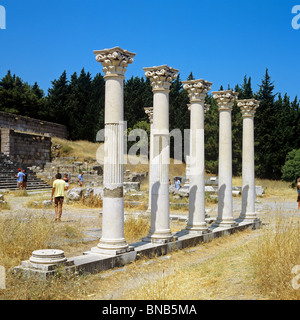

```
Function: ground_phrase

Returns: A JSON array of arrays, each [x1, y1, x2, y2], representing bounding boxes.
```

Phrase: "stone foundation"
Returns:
[[13, 220, 261, 279], [1, 128, 51, 168]]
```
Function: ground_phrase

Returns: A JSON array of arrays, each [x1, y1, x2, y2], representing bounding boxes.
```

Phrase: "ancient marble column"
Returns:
[[212, 90, 238, 228], [143, 65, 178, 243], [92, 47, 135, 255], [144, 107, 153, 214], [182, 79, 212, 234], [237, 99, 260, 223]]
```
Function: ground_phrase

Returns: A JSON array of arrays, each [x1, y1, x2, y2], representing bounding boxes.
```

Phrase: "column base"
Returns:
[[182, 227, 211, 236], [90, 245, 134, 256], [185, 223, 210, 235], [91, 238, 132, 256], [236, 214, 260, 224], [142, 230, 175, 244], [211, 218, 238, 229]]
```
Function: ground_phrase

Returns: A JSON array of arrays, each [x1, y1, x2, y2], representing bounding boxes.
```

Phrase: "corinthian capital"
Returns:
[[237, 99, 260, 117], [143, 65, 179, 91], [182, 79, 212, 102], [94, 46, 136, 78], [212, 90, 239, 111]]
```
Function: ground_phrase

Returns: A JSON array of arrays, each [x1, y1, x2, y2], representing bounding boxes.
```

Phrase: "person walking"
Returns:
[[51, 173, 67, 222], [22, 169, 28, 190], [15, 168, 24, 190]]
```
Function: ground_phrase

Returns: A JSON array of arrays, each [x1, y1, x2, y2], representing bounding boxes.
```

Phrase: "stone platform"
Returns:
[[13, 220, 261, 279]]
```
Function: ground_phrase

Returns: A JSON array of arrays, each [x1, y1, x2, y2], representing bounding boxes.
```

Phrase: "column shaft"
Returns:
[[217, 109, 234, 224], [237, 99, 260, 222], [211, 90, 238, 228], [187, 101, 207, 231], [143, 65, 178, 243], [91, 46, 135, 255]]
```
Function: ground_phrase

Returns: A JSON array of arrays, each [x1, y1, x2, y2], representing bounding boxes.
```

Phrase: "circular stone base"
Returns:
[[29, 249, 67, 264]]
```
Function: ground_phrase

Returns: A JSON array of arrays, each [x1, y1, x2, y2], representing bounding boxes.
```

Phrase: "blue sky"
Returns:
[[0, 0, 300, 100]]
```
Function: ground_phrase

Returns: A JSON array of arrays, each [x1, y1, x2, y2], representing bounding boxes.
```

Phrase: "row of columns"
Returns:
[[92, 46, 260, 255]]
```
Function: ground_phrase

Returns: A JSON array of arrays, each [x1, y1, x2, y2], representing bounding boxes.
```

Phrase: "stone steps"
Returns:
[[0, 152, 52, 191]]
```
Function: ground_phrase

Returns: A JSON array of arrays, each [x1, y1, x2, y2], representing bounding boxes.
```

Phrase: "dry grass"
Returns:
[[113, 230, 263, 300], [124, 216, 150, 243], [232, 176, 295, 199], [52, 137, 101, 162], [1, 171, 299, 300], [0, 201, 11, 211], [249, 214, 300, 300]]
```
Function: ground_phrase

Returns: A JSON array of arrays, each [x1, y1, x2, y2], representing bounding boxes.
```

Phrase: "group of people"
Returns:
[[15, 169, 28, 190], [51, 172, 84, 221]]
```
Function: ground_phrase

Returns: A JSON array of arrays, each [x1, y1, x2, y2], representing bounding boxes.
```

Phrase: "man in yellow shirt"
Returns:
[[51, 173, 67, 221]]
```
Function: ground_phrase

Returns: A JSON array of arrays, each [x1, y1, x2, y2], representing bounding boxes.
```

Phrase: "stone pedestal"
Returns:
[[182, 79, 212, 234], [236, 99, 260, 223], [91, 47, 135, 255], [144, 107, 153, 214], [212, 90, 238, 228], [20, 249, 73, 275], [142, 65, 178, 243]]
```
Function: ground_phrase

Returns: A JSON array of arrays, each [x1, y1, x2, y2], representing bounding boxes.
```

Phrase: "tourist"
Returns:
[[15, 168, 24, 190], [78, 172, 83, 187], [297, 175, 300, 210], [51, 173, 67, 222], [63, 173, 70, 190], [175, 177, 181, 190], [22, 169, 28, 190]]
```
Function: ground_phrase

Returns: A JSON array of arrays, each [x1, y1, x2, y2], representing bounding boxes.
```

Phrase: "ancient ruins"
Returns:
[[13, 46, 261, 278]]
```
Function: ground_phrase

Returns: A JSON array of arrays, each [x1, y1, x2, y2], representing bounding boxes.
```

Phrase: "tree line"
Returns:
[[0, 68, 299, 181]]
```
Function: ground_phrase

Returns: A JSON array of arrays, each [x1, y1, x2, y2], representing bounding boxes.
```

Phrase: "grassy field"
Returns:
[[0, 138, 299, 300]]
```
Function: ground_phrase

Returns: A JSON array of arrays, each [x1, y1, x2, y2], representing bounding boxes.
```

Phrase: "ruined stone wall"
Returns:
[[1, 128, 51, 167], [0, 111, 67, 139]]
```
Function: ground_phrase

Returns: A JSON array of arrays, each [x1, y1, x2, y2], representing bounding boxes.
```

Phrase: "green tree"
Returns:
[[43, 70, 70, 124], [204, 94, 219, 173], [254, 68, 279, 179], [124, 76, 152, 129], [0, 70, 45, 118], [282, 149, 300, 182]]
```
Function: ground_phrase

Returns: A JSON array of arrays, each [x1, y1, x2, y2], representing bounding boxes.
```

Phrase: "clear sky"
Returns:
[[0, 0, 300, 100]]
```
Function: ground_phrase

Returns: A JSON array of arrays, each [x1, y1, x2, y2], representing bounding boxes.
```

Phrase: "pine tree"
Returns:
[[44, 70, 70, 125], [254, 68, 279, 179], [0, 70, 45, 118], [204, 94, 219, 173]]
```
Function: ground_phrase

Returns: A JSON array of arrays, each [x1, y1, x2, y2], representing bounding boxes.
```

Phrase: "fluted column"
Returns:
[[237, 99, 260, 223], [143, 65, 178, 243], [144, 107, 153, 214], [91, 47, 135, 255], [182, 79, 212, 234], [212, 90, 238, 228]]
